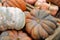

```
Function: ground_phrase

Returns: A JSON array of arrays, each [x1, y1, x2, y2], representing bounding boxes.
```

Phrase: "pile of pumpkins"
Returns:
[[0, 0, 60, 40]]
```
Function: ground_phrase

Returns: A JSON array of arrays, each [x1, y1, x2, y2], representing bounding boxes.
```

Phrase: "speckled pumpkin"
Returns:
[[0, 30, 32, 40], [2, 0, 26, 11], [0, 7, 25, 31], [25, 8, 57, 40]]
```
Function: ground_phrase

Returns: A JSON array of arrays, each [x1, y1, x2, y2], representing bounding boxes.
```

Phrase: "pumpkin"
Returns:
[[24, 0, 37, 4], [25, 8, 57, 40], [0, 30, 32, 40], [0, 7, 25, 31], [2, 0, 26, 11], [49, 5, 59, 16], [40, 3, 50, 10], [35, 0, 46, 7]]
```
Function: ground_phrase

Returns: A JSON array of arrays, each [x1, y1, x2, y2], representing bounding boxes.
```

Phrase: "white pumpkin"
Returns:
[[0, 7, 25, 31], [35, 0, 46, 7]]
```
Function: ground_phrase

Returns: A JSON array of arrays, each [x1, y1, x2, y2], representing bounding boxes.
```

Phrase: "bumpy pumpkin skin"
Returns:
[[2, 0, 26, 11], [0, 30, 32, 40], [25, 8, 57, 40], [0, 7, 25, 31]]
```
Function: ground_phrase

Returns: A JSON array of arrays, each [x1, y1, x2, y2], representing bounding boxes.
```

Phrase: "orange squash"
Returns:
[[25, 8, 57, 40], [0, 30, 32, 40], [2, 0, 26, 11]]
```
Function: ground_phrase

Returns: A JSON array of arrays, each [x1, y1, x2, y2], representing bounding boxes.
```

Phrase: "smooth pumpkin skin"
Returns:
[[0, 30, 32, 40], [0, 7, 25, 31], [2, 0, 26, 11], [25, 8, 57, 40]]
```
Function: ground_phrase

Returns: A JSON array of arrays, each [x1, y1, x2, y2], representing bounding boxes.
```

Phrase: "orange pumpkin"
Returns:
[[0, 30, 32, 40], [2, 0, 26, 11], [25, 8, 57, 40]]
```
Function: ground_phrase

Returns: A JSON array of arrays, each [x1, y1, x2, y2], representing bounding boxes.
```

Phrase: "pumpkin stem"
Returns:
[[26, 3, 35, 9], [26, 6, 32, 11], [36, 19, 40, 23], [26, 3, 36, 11]]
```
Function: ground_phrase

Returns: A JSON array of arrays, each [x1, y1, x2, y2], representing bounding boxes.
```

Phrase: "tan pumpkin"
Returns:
[[0, 7, 25, 31], [25, 8, 57, 40], [0, 30, 32, 40], [2, 0, 26, 11]]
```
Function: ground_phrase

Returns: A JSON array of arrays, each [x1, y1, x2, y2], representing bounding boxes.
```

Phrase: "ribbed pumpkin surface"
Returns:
[[0, 30, 32, 40], [25, 8, 57, 40], [2, 0, 26, 11], [0, 7, 25, 31]]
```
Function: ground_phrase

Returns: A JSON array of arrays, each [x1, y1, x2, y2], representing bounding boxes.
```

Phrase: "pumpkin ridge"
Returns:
[[7, 0, 16, 7], [42, 20, 57, 30], [37, 24, 41, 39], [31, 24, 40, 39], [38, 24, 49, 39], [41, 22, 54, 35], [15, 0, 26, 11], [48, 19, 57, 27], [30, 21, 37, 34], [9, 0, 20, 8]]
